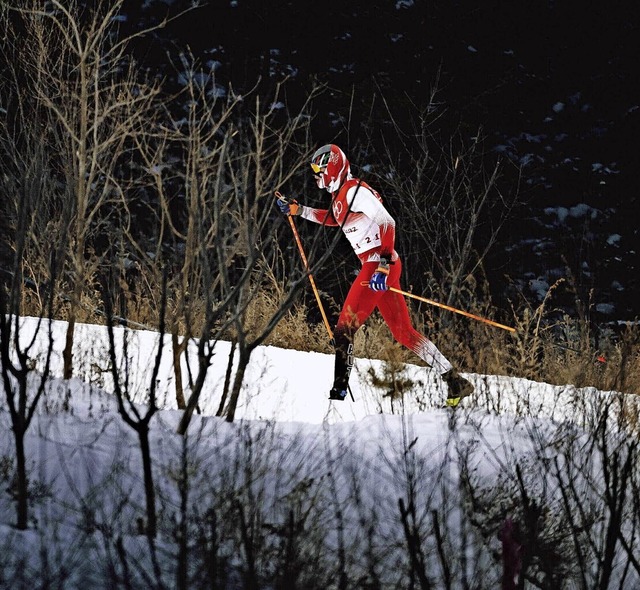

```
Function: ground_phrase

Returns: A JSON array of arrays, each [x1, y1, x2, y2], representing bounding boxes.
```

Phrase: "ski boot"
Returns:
[[329, 387, 348, 401], [442, 370, 474, 407]]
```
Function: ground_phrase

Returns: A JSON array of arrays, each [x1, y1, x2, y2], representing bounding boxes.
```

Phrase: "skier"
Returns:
[[277, 144, 473, 406]]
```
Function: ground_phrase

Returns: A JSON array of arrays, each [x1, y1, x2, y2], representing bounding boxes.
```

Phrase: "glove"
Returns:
[[276, 195, 300, 216], [369, 257, 390, 291]]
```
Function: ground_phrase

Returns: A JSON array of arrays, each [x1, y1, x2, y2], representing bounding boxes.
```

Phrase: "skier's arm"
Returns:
[[299, 206, 339, 227], [275, 193, 339, 226]]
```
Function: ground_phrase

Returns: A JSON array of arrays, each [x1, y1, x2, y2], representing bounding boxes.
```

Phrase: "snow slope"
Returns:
[[1, 317, 638, 588]]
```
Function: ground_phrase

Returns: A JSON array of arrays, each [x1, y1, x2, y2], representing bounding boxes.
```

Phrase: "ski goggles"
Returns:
[[310, 149, 331, 174]]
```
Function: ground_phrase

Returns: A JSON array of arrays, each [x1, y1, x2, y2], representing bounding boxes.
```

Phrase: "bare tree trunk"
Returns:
[[172, 330, 188, 409], [216, 339, 237, 417], [224, 348, 250, 423], [175, 435, 190, 590], [398, 498, 432, 590], [1, 297, 55, 531], [176, 339, 216, 435], [138, 424, 157, 538], [102, 268, 168, 539], [63, 313, 76, 380], [14, 422, 28, 529], [0, 125, 57, 530]]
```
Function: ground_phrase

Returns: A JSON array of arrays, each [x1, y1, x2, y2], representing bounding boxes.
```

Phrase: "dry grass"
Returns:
[[16, 272, 640, 396]]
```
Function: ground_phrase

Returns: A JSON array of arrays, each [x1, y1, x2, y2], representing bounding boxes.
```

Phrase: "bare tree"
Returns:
[[5, 0, 171, 379], [208, 88, 322, 424], [0, 134, 56, 530], [127, 53, 245, 411], [126, 53, 321, 428], [101, 268, 168, 540], [360, 89, 520, 311]]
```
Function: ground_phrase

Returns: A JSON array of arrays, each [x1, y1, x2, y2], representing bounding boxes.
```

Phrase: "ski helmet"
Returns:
[[310, 144, 350, 193]]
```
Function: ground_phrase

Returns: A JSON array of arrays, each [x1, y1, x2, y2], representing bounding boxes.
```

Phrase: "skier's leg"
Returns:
[[377, 259, 473, 404], [332, 262, 381, 392], [376, 259, 452, 374]]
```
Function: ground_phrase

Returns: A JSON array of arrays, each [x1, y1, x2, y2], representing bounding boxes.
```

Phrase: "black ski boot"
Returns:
[[442, 370, 474, 407], [329, 387, 348, 401]]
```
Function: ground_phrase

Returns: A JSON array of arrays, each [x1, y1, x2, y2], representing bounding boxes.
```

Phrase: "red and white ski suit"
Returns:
[[299, 176, 453, 390]]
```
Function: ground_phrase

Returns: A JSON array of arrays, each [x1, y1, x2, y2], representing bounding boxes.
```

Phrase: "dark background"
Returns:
[[123, 0, 639, 321]]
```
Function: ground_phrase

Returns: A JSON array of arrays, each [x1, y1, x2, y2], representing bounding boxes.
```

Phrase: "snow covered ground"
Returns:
[[1, 317, 639, 588]]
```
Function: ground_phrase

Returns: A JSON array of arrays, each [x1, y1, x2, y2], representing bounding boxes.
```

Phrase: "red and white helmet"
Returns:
[[310, 144, 350, 193]]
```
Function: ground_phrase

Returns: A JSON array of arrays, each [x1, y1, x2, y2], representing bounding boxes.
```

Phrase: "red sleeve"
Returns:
[[301, 207, 339, 227]]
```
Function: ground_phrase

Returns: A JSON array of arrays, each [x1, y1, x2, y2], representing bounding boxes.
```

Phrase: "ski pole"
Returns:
[[275, 191, 334, 339], [276, 191, 355, 402], [361, 282, 516, 333]]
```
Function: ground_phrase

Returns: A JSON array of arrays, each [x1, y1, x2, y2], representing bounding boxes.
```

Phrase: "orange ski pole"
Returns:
[[275, 191, 333, 340], [360, 282, 516, 333]]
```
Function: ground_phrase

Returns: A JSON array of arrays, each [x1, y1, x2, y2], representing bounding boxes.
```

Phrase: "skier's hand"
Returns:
[[276, 194, 300, 216], [369, 258, 390, 291]]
